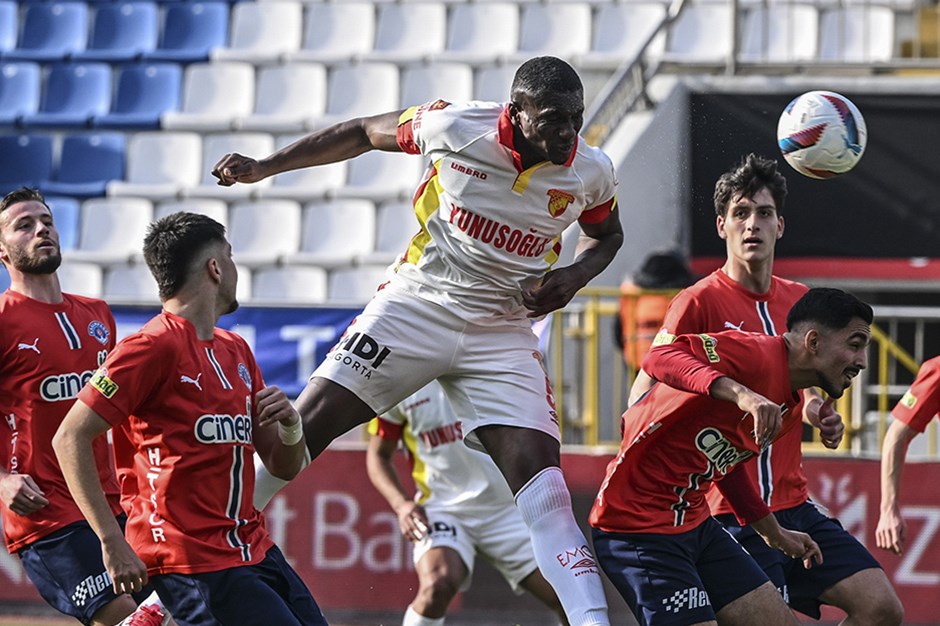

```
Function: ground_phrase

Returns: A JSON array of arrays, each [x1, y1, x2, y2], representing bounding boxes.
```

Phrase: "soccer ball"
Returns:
[[776, 90, 867, 179]]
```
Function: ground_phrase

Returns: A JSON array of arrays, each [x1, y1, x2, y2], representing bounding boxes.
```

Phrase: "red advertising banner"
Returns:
[[0, 451, 937, 624]]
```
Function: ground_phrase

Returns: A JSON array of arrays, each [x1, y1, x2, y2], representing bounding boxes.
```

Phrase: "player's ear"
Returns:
[[805, 328, 820, 353], [716, 215, 727, 240], [776, 215, 785, 240], [206, 256, 222, 284]]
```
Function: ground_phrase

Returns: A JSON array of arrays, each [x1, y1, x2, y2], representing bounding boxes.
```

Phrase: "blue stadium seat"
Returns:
[[45, 195, 81, 251], [21, 63, 111, 128], [5, 3, 89, 62], [0, 265, 9, 292], [0, 134, 53, 194], [95, 63, 182, 129], [0, 2, 18, 57], [0, 62, 42, 126], [41, 132, 126, 198], [74, 2, 159, 62], [145, 2, 229, 63]]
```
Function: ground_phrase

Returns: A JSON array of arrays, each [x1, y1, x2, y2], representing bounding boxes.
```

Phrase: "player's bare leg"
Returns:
[[476, 425, 609, 626], [88, 595, 138, 626], [404, 547, 468, 624], [715, 581, 799, 626], [817, 568, 903, 626], [518, 569, 568, 625], [295, 376, 378, 460]]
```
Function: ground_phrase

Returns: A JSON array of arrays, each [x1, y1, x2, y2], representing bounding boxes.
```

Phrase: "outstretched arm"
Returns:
[[53, 401, 148, 595], [212, 110, 405, 186], [877, 419, 919, 555]]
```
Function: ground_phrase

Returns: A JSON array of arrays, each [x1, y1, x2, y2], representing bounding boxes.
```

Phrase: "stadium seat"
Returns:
[[510, 3, 592, 63], [327, 265, 390, 304], [187, 132, 275, 199], [212, 1, 303, 64], [235, 263, 252, 303], [474, 64, 515, 102], [439, 3, 519, 64], [364, 3, 447, 63], [162, 62, 254, 132], [5, 2, 88, 62], [661, 3, 734, 66], [739, 5, 819, 63], [103, 263, 159, 303], [227, 199, 301, 267], [252, 266, 328, 304], [0, 2, 18, 57], [333, 151, 425, 202], [258, 133, 347, 200], [45, 195, 81, 251], [95, 63, 182, 129], [0, 265, 8, 292], [359, 199, 418, 266], [292, 2, 376, 64], [145, 2, 229, 64], [56, 261, 103, 298], [154, 199, 229, 230], [285, 199, 377, 269], [819, 6, 896, 62], [236, 63, 327, 133], [21, 63, 112, 128], [71, 197, 153, 265], [318, 63, 399, 127], [0, 134, 53, 194], [0, 62, 42, 126], [400, 63, 474, 108], [74, 2, 158, 62], [107, 131, 202, 200], [581, 3, 668, 70], [42, 132, 126, 198]]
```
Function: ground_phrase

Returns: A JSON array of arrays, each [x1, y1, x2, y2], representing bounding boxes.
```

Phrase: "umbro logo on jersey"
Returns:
[[180, 373, 203, 391], [450, 162, 488, 180], [724, 320, 745, 331], [17, 338, 40, 354]]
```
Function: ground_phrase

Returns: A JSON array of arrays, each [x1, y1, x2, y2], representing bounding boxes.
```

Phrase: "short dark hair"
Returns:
[[143, 212, 227, 300], [0, 187, 47, 216], [713, 154, 787, 217], [787, 288, 874, 332], [510, 56, 582, 105]]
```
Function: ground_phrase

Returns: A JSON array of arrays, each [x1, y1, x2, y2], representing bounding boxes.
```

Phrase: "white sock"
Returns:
[[515, 467, 609, 626], [252, 449, 310, 510], [403, 605, 445, 626]]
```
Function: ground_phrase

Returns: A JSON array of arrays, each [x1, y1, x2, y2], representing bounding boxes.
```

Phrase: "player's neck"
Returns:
[[783, 332, 819, 390], [163, 296, 219, 341], [10, 271, 63, 304], [722, 257, 773, 294]]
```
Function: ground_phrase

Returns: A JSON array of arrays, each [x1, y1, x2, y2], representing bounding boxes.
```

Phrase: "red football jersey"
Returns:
[[891, 356, 940, 433], [0, 290, 121, 552], [591, 331, 800, 534], [654, 270, 809, 514], [78, 311, 273, 576]]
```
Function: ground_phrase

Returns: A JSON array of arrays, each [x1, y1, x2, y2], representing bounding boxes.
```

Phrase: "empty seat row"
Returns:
[[0, 133, 124, 197]]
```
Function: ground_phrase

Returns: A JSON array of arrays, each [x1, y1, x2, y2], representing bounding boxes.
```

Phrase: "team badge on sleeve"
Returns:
[[90, 368, 118, 398], [238, 363, 252, 390], [899, 390, 917, 409], [697, 334, 720, 363], [652, 331, 676, 346], [88, 321, 110, 345]]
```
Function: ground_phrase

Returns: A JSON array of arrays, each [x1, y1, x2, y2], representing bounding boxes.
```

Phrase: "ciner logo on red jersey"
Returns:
[[41, 369, 97, 402], [695, 427, 753, 475], [546, 189, 575, 218], [90, 368, 118, 399], [195, 412, 253, 444], [449, 204, 552, 258]]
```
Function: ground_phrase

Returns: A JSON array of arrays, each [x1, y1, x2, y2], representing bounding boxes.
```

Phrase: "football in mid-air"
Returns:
[[776, 90, 867, 179]]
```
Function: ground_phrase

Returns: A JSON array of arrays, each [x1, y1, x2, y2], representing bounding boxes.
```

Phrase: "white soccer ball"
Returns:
[[776, 90, 867, 180]]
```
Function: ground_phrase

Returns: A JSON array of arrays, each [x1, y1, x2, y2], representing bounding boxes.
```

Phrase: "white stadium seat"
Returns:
[[581, 3, 667, 70], [286, 199, 377, 269], [358, 200, 419, 266], [162, 62, 255, 132], [187, 132, 276, 200], [474, 64, 515, 102], [511, 3, 592, 62], [252, 266, 329, 304], [740, 5, 819, 63], [69, 197, 153, 265], [819, 6, 895, 62], [103, 263, 160, 304], [258, 133, 348, 201], [439, 3, 520, 64], [333, 150, 426, 202], [365, 3, 447, 63], [154, 199, 229, 230], [401, 63, 474, 108], [293, 2, 376, 64], [237, 63, 328, 133], [328, 266, 391, 304], [228, 199, 302, 267], [317, 63, 400, 127], [107, 132, 202, 200], [57, 261, 104, 298], [661, 3, 733, 65], [212, 1, 303, 64]]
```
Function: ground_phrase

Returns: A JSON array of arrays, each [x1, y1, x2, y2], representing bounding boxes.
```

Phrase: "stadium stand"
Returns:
[[358, 199, 417, 267], [74, 2, 159, 62], [474, 63, 516, 102], [95, 62, 182, 129], [0, 62, 41, 126], [439, 2, 520, 64], [400, 63, 474, 107], [0, 134, 52, 194], [144, 1, 229, 64], [162, 61, 255, 132], [70, 196, 153, 265], [580, 3, 667, 70], [103, 262, 160, 302], [107, 131, 202, 200], [286, 199, 377, 270], [327, 265, 390, 304], [321, 63, 400, 126], [259, 133, 347, 200], [227, 198, 302, 267], [5, 2, 88, 62], [0, 1, 18, 57], [364, 2, 448, 63], [739, 4, 820, 63], [236, 62, 327, 133], [332, 150, 425, 202], [819, 6, 896, 62], [252, 265, 328, 304], [56, 261, 103, 298], [187, 132, 275, 199], [21, 62, 111, 128], [46, 195, 81, 251], [154, 198, 229, 230], [511, 3, 593, 64], [292, 2, 376, 64], [211, 1, 303, 65], [661, 2, 734, 66], [41, 132, 125, 198]]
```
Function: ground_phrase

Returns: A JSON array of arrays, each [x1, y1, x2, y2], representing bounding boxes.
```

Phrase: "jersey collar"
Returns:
[[497, 105, 578, 172]]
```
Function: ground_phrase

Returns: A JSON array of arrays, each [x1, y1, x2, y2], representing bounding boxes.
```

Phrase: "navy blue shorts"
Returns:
[[151, 545, 327, 626], [715, 500, 882, 618], [592, 518, 769, 626], [18, 516, 151, 625]]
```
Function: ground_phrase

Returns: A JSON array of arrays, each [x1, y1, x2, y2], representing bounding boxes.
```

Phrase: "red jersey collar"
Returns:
[[497, 105, 578, 172]]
